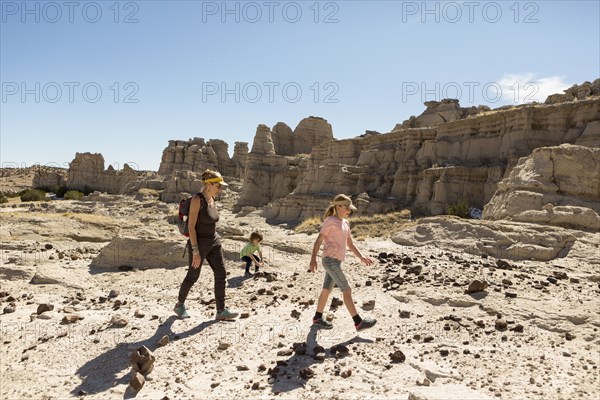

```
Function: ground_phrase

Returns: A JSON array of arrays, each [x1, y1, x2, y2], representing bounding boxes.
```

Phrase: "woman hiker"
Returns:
[[174, 169, 239, 321]]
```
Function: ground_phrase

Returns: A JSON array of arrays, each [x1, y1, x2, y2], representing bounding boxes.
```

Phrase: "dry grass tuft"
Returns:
[[294, 210, 414, 240]]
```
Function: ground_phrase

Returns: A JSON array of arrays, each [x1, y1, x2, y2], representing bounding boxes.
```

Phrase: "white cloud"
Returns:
[[497, 73, 571, 104]]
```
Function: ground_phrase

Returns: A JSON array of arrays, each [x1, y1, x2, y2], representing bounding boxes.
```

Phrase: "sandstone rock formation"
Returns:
[[265, 95, 600, 223], [545, 79, 600, 104], [236, 125, 310, 211], [395, 99, 490, 130], [157, 138, 239, 178], [66, 153, 138, 194], [235, 117, 333, 211], [483, 144, 600, 230], [232, 142, 249, 177]]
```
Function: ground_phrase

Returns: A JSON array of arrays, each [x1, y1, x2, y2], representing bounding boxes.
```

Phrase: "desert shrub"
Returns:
[[0, 193, 8, 204], [446, 201, 470, 218], [20, 189, 46, 202], [294, 210, 414, 240], [295, 216, 322, 235], [54, 186, 68, 198], [64, 190, 84, 200]]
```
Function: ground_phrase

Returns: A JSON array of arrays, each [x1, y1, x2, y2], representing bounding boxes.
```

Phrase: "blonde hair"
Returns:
[[323, 194, 352, 219], [202, 169, 221, 181]]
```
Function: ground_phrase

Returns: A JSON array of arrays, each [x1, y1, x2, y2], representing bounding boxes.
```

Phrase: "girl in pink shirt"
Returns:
[[309, 194, 377, 332]]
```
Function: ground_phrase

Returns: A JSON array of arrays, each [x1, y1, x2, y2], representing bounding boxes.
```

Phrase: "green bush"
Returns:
[[64, 190, 84, 200], [20, 189, 46, 202], [446, 201, 470, 218]]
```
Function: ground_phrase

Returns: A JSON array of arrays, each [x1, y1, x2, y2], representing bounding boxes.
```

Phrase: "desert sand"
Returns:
[[1, 186, 599, 400]]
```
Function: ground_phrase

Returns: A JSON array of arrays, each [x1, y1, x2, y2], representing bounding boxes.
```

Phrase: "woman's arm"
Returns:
[[188, 195, 202, 268]]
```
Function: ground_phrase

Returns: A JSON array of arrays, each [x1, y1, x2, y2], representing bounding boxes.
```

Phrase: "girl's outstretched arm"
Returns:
[[347, 234, 373, 266]]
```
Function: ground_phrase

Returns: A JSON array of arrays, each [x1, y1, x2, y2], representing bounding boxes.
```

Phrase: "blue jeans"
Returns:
[[322, 257, 350, 292]]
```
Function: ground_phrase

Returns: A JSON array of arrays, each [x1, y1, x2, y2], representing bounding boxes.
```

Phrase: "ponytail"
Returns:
[[323, 205, 336, 219]]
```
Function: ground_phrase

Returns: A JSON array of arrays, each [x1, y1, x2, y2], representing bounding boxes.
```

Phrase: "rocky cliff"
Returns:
[[65, 153, 139, 194], [263, 83, 600, 223], [483, 144, 600, 231], [157, 138, 242, 179]]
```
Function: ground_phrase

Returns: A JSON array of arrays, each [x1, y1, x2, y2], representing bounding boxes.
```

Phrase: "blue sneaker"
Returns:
[[355, 317, 377, 331], [312, 318, 333, 330], [173, 303, 190, 319], [216, 308, 239, 320]]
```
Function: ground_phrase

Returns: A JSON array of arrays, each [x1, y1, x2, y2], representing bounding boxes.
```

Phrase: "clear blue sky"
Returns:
[[1, 0, 598, 171]]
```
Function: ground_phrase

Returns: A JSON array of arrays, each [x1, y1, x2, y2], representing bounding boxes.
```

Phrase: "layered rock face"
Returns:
[[264, 96, 600, 223], [271, 117, 333, 155], [157, 138, 241, 179], [545, 79, 600, 104], [65, 153, 138, 194], [483, 144, 600, 230], [236, 118, 333, 211], [395, 99, 490, 129], [236, 124, 310, 210]]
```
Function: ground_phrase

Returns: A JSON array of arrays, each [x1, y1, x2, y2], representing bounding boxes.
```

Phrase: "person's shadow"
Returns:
[[227, 273, 254, 288], [270, 326, 374, 394], [72, 316, 218, 398]]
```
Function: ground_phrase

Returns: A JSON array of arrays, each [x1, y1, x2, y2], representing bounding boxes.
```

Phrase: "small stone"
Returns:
[[110, 315, 128, 327], [108, 289, 119, 298], [362, 300, 375, 311], [565, 332, 575, 341], [156, 335, 169, 347], [240, 312, 250, 319], [62, 314, 80, 324], [553, 271, 568, 280], [341, 369, 352, 378], [129, 372, 145, 391], [299, 367, 314, 379], [211, 382, 221, 389], [134, 310, 145, 318], [440, 349, 449, 357], [218, 341, 230, 350], [3, 306, 16, 314], [495, 319, 508, 330], [236, 365, 249, 371], [290, 309, 301, 319], [37, 303, 54, 314], [390, 350, 406, 363], [505, 292, 517, 299], [466, 280, 488, 294], [277, 348, 293, 356], [400, 310, 411, 318]]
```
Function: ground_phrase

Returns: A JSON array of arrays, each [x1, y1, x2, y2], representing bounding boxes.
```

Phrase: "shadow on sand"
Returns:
[[72, 316, 218, 398]]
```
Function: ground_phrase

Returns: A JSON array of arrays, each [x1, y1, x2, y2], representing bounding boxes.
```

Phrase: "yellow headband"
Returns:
[[204, 177, 223, 183]]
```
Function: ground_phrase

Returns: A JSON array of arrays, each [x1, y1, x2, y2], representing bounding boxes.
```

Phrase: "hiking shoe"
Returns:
[[244, 270, 252, 276], [312, 318, 333, 330], [216, 308, 239, 320], [356, 317, 377, 331], [173, 303, 190, 319]]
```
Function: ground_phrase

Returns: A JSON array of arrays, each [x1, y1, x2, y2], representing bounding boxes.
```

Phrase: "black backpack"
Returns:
[[177, 193, 206, 237]]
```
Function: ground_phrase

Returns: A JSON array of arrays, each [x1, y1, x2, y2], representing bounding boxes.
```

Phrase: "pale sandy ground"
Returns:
[[1, 196, 599, 400]]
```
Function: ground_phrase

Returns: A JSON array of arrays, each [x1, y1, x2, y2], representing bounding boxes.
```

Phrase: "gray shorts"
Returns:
[[322, 257, 350, 292]]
